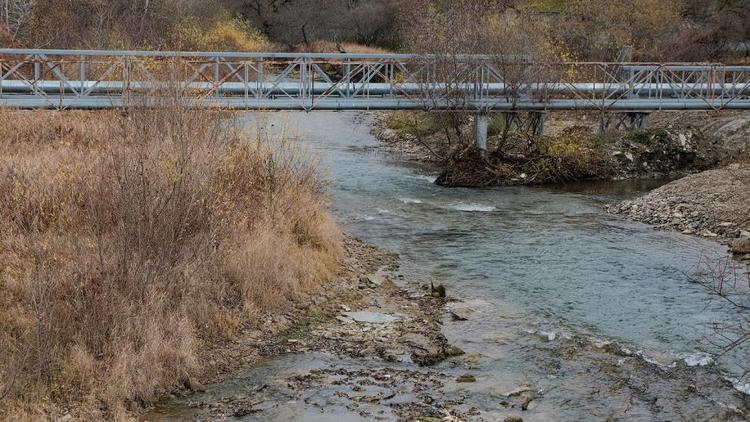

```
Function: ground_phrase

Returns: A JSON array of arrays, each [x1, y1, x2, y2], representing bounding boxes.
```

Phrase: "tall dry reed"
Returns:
[[0, 104, 342, 419]]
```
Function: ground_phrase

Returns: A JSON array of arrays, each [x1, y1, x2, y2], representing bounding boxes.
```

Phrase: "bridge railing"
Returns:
[[1, 48, 749, 111]]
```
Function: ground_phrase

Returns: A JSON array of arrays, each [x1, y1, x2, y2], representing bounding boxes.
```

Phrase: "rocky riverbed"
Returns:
[[143, 237, 469, 420], [607, 164, 750, 260]]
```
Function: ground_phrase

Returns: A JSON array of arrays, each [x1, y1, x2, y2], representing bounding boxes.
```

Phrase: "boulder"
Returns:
[[731, 237, 750, 255]]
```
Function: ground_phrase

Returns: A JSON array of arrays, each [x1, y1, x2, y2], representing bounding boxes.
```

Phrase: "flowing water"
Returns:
[[150, 112, 749, 421]]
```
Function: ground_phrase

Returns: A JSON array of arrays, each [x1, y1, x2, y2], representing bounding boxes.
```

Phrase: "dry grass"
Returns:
[[172, 17, 272, 51], [292, 40, 390, 55], [0, 104, 342, 419]]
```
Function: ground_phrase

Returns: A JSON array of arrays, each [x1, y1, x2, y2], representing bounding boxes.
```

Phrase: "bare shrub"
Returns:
[[291, 40, 390, 54], [0, 104, 342, 418], [550, 0, 682, 61], [231, 0, 400, 49], [396, 1, 566, 155], [691, 256, 750, 373], [6, 0, 271, 50]]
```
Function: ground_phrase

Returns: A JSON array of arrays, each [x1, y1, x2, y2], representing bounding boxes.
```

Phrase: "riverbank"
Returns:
[[189, 236, 458, 384], [607, 164, 750, 259], [145, 236, 468, 420], [372, 111, 750, 187]]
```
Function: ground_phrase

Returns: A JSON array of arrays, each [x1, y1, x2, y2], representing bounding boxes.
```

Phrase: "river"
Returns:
[[150, 111, 749, 421]]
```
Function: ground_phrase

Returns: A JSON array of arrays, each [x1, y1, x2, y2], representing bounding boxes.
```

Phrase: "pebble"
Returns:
[[456, 374, 476, 383]]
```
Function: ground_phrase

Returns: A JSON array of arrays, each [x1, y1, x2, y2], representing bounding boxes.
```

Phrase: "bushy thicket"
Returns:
[[0, 105, 342, 419], [2, 0, 270, 51], [3, 0, 747, 61]]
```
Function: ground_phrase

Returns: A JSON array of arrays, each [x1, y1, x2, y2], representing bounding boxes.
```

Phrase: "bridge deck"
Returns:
[[1, 49, 749, 111]]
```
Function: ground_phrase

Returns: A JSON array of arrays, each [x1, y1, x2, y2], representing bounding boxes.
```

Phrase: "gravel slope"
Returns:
[[607, 164, 750, 257]]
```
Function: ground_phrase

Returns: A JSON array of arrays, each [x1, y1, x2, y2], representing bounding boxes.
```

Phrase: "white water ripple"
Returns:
[[449, 203, 497, 212], [408, 174, 438, 183], [680, 352, 714, 367]]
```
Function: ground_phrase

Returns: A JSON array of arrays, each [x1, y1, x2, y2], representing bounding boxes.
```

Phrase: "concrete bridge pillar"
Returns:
[[474, 112, 489, 150]]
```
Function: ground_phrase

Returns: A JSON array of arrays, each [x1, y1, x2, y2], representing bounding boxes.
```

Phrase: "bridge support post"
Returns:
[[473, 112, 489, 150], [530, 112, 545, 136], [599, 112, 650, 132], [629, 112, 648, 130]]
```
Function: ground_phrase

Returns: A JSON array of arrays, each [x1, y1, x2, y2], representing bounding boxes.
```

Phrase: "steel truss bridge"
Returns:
[[2, 48, 750, 111], [2, 49, 750, 146]]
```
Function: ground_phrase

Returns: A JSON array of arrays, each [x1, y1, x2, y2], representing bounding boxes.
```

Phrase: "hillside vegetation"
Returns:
[[1, 0, 748, 62]]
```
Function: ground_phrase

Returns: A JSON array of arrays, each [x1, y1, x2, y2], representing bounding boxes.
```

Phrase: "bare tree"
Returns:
[[1, 0, 35, 42], [691, 256, 750, 373], [229, 0, 398, 47], [397, 0, 558, 156]]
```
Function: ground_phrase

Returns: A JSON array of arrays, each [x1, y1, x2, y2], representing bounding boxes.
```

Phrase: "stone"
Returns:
[[430, 282, 446, 298], [521, 393, 535, 410], [504, 417, 523, 422], [678, 133, 688, 147], [444, 345, 465, 357], [450, 310, 468, 321], [503, 386, 533, 397], [185, 377, 206, 392], [341, 311, 400, 324], [447, 302, 478, 321], [400, 333, 447, 366], [731, 237, 750, 255], [365, 274, 387, 287], [456, 374, 476, 383]]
